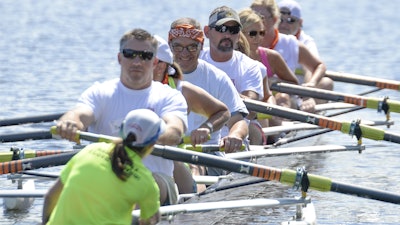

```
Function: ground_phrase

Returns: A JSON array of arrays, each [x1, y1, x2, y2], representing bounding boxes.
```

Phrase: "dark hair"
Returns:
[[119, 28, 158, 54], [110, 133, 145, 181]]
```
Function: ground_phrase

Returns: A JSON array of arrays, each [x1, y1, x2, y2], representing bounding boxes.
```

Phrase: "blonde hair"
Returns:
[[236, 32, 251, 56], [239, 8, 264, 31], [250, 0, 280, 19]]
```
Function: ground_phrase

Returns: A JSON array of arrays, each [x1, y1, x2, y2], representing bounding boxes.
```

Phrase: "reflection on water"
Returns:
[[0, 0, 399, 224]]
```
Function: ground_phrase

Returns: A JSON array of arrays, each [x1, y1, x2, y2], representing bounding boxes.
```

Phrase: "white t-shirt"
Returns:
[[77, 79, 188, 176], [200, 49, 264, 100], [274, 33, 299, 73], [184, 59, 248, 144], [298, 30, 319, 58]]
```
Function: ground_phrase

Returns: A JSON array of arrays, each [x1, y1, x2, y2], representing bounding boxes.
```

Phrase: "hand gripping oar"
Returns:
[[0, 113, 63, 127], [325, 70, 400, 91], [243, 98, 400, 145], [271, 82, 400, 121], [48, 130, 400, 204]]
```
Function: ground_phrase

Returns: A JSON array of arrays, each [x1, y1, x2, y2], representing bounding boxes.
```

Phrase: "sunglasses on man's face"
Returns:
[[280, 17, 297, 24], [247, 30, 265, 37], [121, 49, 154, 60], [212, 25, 241, 34]]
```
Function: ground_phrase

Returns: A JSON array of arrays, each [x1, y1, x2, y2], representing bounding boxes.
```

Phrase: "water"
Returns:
[[0, 0, 399, 224]]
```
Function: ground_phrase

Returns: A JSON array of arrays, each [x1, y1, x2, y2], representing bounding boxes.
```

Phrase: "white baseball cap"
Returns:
[[120, 109, 166, 147], [154, 35, 173, 64], [278, 0, 302, 19]]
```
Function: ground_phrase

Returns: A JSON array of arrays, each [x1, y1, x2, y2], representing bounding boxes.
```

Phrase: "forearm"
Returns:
[[157, 115, 186, 146], [200, 109, 230, 133], [227, 116, 248, 141], [308, 63, 327, 86]]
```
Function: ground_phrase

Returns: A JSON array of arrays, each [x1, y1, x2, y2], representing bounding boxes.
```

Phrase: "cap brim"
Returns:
[[214, 18, 242, 28]]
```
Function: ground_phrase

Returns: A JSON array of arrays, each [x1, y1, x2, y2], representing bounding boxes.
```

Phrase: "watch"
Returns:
[[204, 121, 214, 133]]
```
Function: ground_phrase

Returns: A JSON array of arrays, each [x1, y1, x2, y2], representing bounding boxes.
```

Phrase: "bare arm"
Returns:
[[298, 42, 327, 87], [56, 105, 95, 143], [157, 114, 186, 146], [42, 178, 64, 224], [222, 113, 248, 153], [138, 211, 160, 225], [182, 82, 230, 145], [268, 49, 299, 85]]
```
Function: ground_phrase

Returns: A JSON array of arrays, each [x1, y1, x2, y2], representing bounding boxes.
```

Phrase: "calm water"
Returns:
[[0, 0, 399, 224]]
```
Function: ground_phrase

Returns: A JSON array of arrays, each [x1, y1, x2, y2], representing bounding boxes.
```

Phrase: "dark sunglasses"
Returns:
[[280, 17, 297, 24], [212, 25, 241, 34], [171, 44, 199, 52], [121, 49, 154, 60], [247, 30, 265, 37]]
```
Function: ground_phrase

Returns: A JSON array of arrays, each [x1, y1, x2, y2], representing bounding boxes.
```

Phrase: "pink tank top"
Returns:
[[258, 47, 274, 78]]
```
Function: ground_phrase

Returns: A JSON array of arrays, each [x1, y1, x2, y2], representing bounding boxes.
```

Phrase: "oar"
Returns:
[[0, 130, 53, 143], [227, 144, 364, 160], [151, 145, 400, 204], [0, 147, 73, 162], [270, 83, 400, 116], [0, 151, 78, 175], [49, 130, 400, 204], [273, 87, 385, 146], [243, 98, 400, 145], [0, 113, 63, 127], [325, 70, 400, 91], [132, 197, 311, 218]]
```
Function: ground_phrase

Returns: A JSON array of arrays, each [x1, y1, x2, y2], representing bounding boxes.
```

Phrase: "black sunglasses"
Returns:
[[212, 25, 241, 34], [280, 17, 297, 24], [121, 49, 154, 60], [248, 30, 265, 37]]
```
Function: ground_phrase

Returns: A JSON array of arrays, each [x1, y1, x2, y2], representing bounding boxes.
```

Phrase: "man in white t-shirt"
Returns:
[[168, 17, 249, 176], [201, 5, 273, 145], [278, 0, 319, 58], [55, 28, 188, 207]]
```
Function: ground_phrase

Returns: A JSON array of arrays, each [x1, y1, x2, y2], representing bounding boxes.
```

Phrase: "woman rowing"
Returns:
[[43, 109, 163, 225]]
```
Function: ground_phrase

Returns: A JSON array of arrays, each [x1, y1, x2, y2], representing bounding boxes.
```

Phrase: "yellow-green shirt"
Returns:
[[47, 142, 159, 225]]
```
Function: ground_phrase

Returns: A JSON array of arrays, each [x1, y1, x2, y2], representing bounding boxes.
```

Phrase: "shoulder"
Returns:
[[278, 33, 299, 47]]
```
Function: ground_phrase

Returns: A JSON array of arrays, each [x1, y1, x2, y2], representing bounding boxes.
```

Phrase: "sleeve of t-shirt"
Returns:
[[138, 177, 160, 219]]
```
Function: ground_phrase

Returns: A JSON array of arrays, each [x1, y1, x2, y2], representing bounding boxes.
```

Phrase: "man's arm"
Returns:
[[157, 114, 186, 146], [56, 105, 95, 143], [222, 113, 248, 153]]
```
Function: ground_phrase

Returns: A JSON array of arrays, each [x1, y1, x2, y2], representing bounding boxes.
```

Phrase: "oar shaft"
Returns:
[[331, 180, 400, 204], [0, 113, 63, 127], [271, 83, 400, 113], [0, 151, 77, 175], [65, 131, 400, 205], [325, 71, 400, 91], [243, 98, 400, 144], [0, 130, 52, 143], [0, 149, 73, 162]]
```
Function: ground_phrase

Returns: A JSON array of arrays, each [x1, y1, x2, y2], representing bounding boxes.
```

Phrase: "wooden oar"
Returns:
[[0, 113, 63, 127], [243, 98, 400, 145], [325, 70, 400, 91], [0, 148, 73, 162], [270, 83, 400, 115]]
